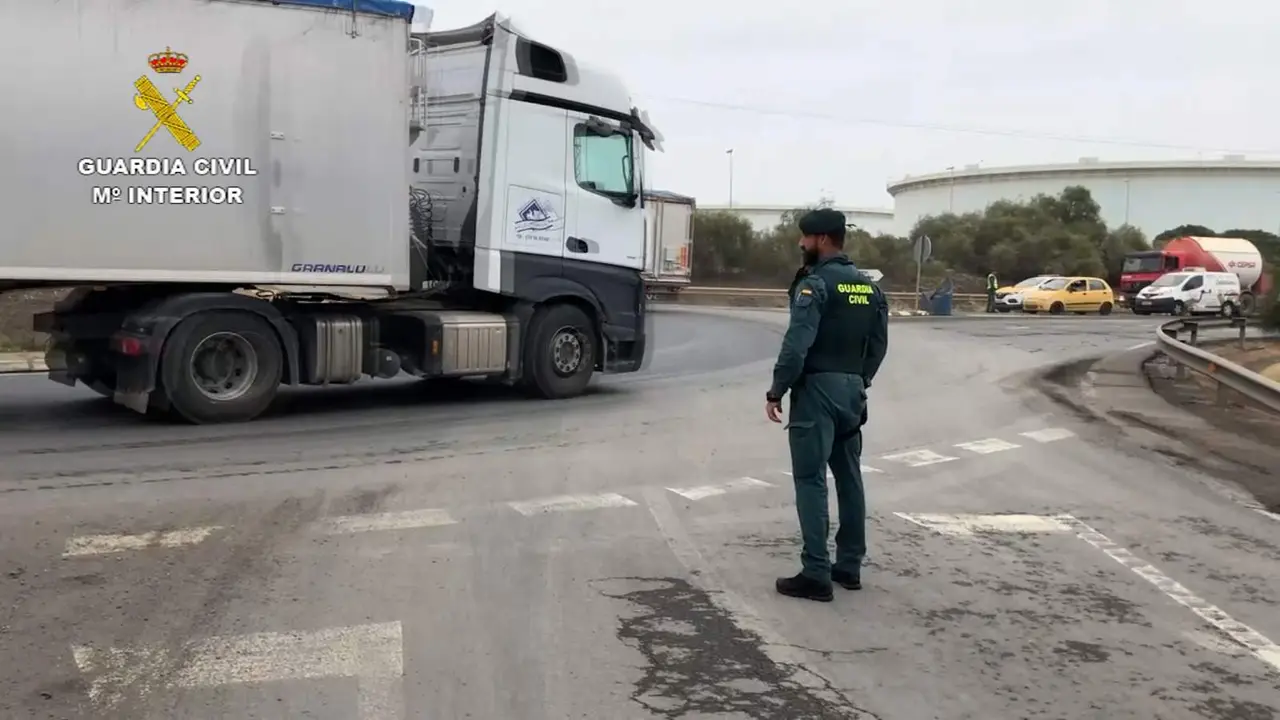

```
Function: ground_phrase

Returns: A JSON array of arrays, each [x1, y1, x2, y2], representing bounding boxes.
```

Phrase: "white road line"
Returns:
[[954, 438, 1021, 455], [1244, 503, 1280, 524], [667, 477, 772, 501], [895, 512, 1070, 536], [313, 509, 457, 535], [1053, 514, 1280, 676], [507, 493, 637, 516], [880, 449, 957, 467], [63, 527, 222, 558], [72, 622, 404, 718], [1128, 341, 1155, 350], [1019, 427, 1075, 443]]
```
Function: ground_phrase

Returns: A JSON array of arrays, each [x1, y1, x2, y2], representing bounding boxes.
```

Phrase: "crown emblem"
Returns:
[[147, 47, 188, 74]]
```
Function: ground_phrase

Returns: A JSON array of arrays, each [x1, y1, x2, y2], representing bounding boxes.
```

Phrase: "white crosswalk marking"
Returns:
[[955, 438, 1021, 455], [668, 477, 772, 501], [880, 449, 957, 467], [507, 493, 638, 516], [63, 527, 222, 558], [895, 513, 1070, 536], [1019, 428, 1075, 443], [314, 509, 456, 535]]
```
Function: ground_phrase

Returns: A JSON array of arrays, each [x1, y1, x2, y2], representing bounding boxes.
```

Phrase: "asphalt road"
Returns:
[[2, 309, 1278, 720]]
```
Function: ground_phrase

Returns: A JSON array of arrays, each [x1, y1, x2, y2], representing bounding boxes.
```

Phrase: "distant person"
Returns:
[[937, 270, 955, 295], [765, 208, 889, 602], [985, 272, 999, 312]]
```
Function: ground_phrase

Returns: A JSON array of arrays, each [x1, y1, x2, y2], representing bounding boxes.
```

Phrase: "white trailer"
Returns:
[[1, 0, 664, 423], [642, 190, 695, 296]]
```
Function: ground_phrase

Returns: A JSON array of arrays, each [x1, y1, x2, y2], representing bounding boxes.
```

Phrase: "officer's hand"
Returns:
[[766, 400, 783, 424]]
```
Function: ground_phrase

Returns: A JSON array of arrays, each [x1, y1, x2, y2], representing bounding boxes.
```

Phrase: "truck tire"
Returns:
[[159, 311, 284, 424], [523, 303, 596, 399], [1239, 292, 1256, 316]]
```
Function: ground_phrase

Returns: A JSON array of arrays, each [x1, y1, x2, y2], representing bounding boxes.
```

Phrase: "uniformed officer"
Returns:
[[985, 272, 999, 313], [765, 208, 889, 602]]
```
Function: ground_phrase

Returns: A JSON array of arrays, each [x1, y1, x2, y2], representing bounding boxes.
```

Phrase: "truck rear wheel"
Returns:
[[159, 311, 283, 424], [1239, 292, 1256, 316], [523, 303, 596, 399]]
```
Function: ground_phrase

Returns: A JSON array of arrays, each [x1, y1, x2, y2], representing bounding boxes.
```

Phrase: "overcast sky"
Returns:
[[418, 0, 1279, 209]]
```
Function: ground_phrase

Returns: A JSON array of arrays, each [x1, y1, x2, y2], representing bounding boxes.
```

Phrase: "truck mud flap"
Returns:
[[601, 320, 646, 374]]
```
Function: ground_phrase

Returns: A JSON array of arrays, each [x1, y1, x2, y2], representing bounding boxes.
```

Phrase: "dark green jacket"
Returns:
[[768, 254, 889, 399]]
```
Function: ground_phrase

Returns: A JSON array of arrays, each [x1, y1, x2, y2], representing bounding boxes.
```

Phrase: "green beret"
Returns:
[[798, 208, 847, 236]]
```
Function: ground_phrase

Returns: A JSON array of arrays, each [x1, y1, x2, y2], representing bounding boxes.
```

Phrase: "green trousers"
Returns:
[[786, 372, 867, 583]]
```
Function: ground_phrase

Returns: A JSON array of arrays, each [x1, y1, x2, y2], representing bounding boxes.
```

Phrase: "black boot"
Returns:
[[831, 568, 862, 590], [775, 573, 833, 602]]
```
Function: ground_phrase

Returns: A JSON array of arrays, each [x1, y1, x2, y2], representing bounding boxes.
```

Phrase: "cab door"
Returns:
[[560, 115, 644, 271], [1181, 274, 1208, 312], [1065, 279, 1089, 310], [1086, 279, 1109, 311]]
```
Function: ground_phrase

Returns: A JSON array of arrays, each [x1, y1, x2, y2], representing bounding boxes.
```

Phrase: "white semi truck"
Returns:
[[2, 0, 663, 423]]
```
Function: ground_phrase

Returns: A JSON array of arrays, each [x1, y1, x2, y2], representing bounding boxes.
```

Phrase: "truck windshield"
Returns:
[[1122, 256, 1163, 273], [1149, 273, 1188, 288]]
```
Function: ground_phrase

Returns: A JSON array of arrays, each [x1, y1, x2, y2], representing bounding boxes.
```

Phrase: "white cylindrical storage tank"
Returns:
[[887, 159, 1280, 238]]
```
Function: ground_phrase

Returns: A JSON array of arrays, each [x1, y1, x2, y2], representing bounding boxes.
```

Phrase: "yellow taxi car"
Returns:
[[1021, 276, 1116, 315]]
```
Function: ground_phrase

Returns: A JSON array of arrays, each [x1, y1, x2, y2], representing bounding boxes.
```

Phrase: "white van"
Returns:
[[1131, 269, 1242, 316]]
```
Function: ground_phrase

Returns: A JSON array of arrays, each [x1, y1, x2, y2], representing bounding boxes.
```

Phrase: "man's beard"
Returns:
[[801, 248, 820, 266]]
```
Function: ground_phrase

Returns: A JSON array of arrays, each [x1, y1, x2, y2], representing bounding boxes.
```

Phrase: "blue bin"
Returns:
[[930, 292, 954, 316]]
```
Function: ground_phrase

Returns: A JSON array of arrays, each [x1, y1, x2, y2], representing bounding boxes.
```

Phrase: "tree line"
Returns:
[[690, 186, 1279, 325]]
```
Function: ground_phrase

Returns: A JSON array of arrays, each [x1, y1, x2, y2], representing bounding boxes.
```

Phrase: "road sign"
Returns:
[[912, 235, 932, 264]]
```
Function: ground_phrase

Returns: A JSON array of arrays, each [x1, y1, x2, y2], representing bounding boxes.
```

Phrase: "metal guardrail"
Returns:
[[681, 286, 986, 301], [1155, 317, 1280, 414]]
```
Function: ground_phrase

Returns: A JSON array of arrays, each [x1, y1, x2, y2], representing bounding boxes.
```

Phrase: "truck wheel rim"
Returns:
[[551, 326, 584, 376], [189, 332, 259, 401]]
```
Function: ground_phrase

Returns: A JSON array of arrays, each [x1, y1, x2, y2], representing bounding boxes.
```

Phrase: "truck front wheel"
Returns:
[[523, 303, 596, 399], [159, 311, 283, 423]]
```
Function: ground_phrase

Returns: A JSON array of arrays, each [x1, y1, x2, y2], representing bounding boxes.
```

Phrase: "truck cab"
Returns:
[[412, 15, 662, 339]]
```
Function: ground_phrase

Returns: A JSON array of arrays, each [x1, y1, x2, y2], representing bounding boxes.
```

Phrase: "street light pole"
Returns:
[[725, 148, 734, 207]]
